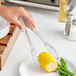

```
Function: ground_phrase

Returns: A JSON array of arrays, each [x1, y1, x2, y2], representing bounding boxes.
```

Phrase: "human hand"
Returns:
[[0, 5, 36, 32]]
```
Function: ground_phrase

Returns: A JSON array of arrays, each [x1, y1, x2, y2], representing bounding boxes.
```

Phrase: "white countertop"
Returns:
[[0, 4, 76, 76]]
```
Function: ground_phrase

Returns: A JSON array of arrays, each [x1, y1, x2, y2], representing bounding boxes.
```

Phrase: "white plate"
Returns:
[[19, 57, 76, 76], [0, 17, 10, 39]]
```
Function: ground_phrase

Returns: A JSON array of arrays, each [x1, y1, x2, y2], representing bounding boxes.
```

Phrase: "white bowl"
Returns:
[[0, 17, 10, 39]]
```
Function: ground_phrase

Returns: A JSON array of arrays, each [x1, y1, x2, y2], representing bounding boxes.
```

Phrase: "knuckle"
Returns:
[[28, 14, 33, 19], [19, 7, 24, 10], [11, 19, 16, 23], [30, 14, 33, 18]]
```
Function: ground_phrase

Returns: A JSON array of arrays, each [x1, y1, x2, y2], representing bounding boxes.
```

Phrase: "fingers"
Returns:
[[20, 8, 36, 28], [22, 17, 35, 30], [25, 13, 36, 28], [14, 19, 24, 32], [22, 17, 29, 28]]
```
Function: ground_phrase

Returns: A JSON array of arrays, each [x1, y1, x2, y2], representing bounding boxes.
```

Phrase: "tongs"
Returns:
[[22, 17, 59, 60], [20, 17, 76, 75]]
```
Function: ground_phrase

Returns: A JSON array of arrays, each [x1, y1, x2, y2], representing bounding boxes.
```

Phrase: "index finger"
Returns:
[[22, 10, 36, 28]]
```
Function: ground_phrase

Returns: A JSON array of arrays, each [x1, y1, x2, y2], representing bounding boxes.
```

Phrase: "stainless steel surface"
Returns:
[[5, 0, 76, 11], [4, 0, 59, 11], [5, 0, 59, 6], [64, 14, 74, 36], [72, 19, 76, 25], [68, 0, 76, 13]]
